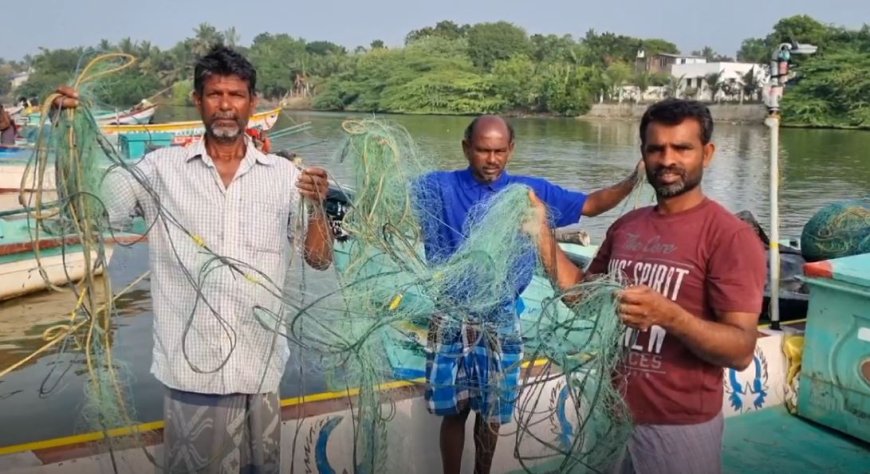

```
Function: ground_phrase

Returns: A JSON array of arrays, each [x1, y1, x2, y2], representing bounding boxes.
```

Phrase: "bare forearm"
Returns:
[[583, 173, 637, 217], [537, 226, 584, 294], [666, 308, 757, 370], [303, 213, 333, 270]]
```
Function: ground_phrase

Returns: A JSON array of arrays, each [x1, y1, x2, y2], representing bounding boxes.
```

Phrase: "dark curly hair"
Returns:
[[194, 45, 257, 97]]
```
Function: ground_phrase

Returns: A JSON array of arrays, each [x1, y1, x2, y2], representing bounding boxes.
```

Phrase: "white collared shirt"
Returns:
[[105, 138, 304, 394]]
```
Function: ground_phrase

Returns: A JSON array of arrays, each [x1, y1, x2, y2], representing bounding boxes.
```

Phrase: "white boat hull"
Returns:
[[0, 246, 114, 302], [0, 165, 54, 193], [0, 328, 795, 473], [96, 105, 157, 126]]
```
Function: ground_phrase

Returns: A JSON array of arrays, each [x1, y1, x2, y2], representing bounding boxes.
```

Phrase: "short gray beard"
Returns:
[[209, 125, 241, 140]]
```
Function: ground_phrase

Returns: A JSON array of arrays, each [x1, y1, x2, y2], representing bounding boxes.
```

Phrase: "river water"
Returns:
[[0, 111, 868, 447]]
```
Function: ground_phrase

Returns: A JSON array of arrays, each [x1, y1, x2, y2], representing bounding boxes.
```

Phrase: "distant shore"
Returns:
[[578, 103, 768, 124], [270, 98, 868, 130]]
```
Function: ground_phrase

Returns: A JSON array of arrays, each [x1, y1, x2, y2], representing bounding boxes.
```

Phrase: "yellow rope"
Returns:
[[783, 334, 805, 414], [11, 53, 144, 454]]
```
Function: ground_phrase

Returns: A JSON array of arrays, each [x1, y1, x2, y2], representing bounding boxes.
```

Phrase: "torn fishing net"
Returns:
[[316, 118, 634, 473]]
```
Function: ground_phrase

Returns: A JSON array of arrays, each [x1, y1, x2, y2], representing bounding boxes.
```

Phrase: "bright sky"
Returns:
[[5, 0, 868, 60]]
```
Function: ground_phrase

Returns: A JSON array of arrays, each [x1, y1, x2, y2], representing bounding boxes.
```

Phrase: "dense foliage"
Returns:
[[3, 16, 868, 127]]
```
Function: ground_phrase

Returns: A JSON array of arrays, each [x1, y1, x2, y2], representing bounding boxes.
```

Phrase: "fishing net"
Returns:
[[5, 53, 151, 470], [800, 198, 870, 262], [323, 119, 634, 472], [5, 51, 635, 473]]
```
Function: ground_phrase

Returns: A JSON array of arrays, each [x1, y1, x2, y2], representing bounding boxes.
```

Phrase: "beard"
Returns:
[[646, 163, 703, 198], [207, 113, 244, 140]]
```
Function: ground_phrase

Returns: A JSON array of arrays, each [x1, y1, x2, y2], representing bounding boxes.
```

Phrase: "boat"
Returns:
[[92, 102, 157, 126], [101, 106, 282, 138], [0, 145, 30, 159], [0, 146, 39, 193], [0, 191, 866, 473], [0, 110, 286, 193], [0, 214, 144, 302], [17, 102, 157, 128]]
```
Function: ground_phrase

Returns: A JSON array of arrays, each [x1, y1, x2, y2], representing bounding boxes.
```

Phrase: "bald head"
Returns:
[[461, 115, 515, 183], [463, 115, 515, 144]]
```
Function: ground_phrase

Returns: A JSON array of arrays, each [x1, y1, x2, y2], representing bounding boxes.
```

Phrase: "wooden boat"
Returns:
[[93, 102, 157, 125], [100, 106, 282, 138], [0, 109, 285, 192], [0, 146, 39, 193], [0, 192, 866, 473], [17, 103, 157, 128], [0, 214, 145, 302]]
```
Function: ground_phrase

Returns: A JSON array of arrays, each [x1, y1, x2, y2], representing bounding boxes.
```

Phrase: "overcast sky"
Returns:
[[5, 0, 868, 60]]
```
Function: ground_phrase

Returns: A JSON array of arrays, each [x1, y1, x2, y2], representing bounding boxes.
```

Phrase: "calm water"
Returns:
[[0, 111, 868, 447]]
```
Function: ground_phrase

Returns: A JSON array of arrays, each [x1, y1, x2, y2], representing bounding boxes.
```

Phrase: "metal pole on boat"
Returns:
[[763, 40, 817, 330], [765, 113, 781, 329]]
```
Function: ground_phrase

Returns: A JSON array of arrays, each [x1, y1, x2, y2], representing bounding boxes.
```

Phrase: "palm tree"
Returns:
[[665, 74, 684, 98], [191, 23, 224, 57], [741, 67, 760, 103], [705, 71, 723, 102], [223, 27, 240, 47], [632, 71, 651, 103]]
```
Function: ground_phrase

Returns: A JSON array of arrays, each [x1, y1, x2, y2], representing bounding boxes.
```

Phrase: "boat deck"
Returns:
[[517, 406, 870, 473], [722, 407, 869, 473]]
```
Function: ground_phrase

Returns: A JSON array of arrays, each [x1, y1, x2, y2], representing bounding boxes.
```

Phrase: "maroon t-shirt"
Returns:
[[588, 198, 766, 425]]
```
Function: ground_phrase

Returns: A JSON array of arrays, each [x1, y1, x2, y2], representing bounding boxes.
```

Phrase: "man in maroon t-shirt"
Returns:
[[532, 98, 766, 474]]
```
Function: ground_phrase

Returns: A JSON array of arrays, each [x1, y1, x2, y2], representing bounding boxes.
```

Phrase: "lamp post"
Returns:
[[763, 40, 817, 330]]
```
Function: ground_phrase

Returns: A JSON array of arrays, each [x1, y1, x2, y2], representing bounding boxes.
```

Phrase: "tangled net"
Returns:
[[4, 52, 636, 473], [800, 198, 870, 262], [8, 52, 149, 469], [327, 119, 633, 472]]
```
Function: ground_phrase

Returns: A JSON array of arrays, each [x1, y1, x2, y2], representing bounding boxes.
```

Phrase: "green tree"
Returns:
[[602, 61, 632, 102], [692, 46, 733, 62], [639, 38, 680, 56], [306, 41, 346, 56], [248, 33, 308, 99], [741, 67, 761, 102], [704, 72, 723, 101], [767, 15, 831, 50], [466, 22, 530, 70], [405, 20, 468, 44], [490, 55, 537, 110], [632, 71, 652, 102], [190, 23, 225, 57], [737, 38, 769, 63], [16, 47, 83, 100], [781, 48, 870, 127], [529, 34, 578, 64]]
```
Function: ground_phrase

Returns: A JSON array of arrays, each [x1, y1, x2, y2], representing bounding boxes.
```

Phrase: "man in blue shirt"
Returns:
[[419, 115, 640, 474]]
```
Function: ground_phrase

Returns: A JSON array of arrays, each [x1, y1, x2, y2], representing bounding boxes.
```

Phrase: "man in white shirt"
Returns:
[[55, 45, 333, 473]]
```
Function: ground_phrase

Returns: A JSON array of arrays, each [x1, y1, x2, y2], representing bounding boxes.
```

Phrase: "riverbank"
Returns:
[[272, 99, 868, 131], [579, 103, 768, 123], [276, 100, 768, 123]]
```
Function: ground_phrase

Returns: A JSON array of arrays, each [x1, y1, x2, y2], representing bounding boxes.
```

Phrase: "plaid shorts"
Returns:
[[424, 314, 523, 424]]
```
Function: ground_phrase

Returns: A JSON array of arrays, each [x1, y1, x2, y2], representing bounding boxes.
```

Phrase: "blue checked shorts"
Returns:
[[424, 314, 523, 424]]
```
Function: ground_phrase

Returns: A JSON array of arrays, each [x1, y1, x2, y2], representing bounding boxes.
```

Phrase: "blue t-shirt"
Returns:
[[414, 167, 587, 317]]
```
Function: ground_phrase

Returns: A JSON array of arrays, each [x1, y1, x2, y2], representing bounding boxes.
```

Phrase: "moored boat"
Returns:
[[101, 106, 281, 138], [0, 214, 144, 302]]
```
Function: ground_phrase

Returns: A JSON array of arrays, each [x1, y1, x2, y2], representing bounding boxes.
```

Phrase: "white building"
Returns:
[[671, 62, 768, 102], [10, 71, 31, 91]]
